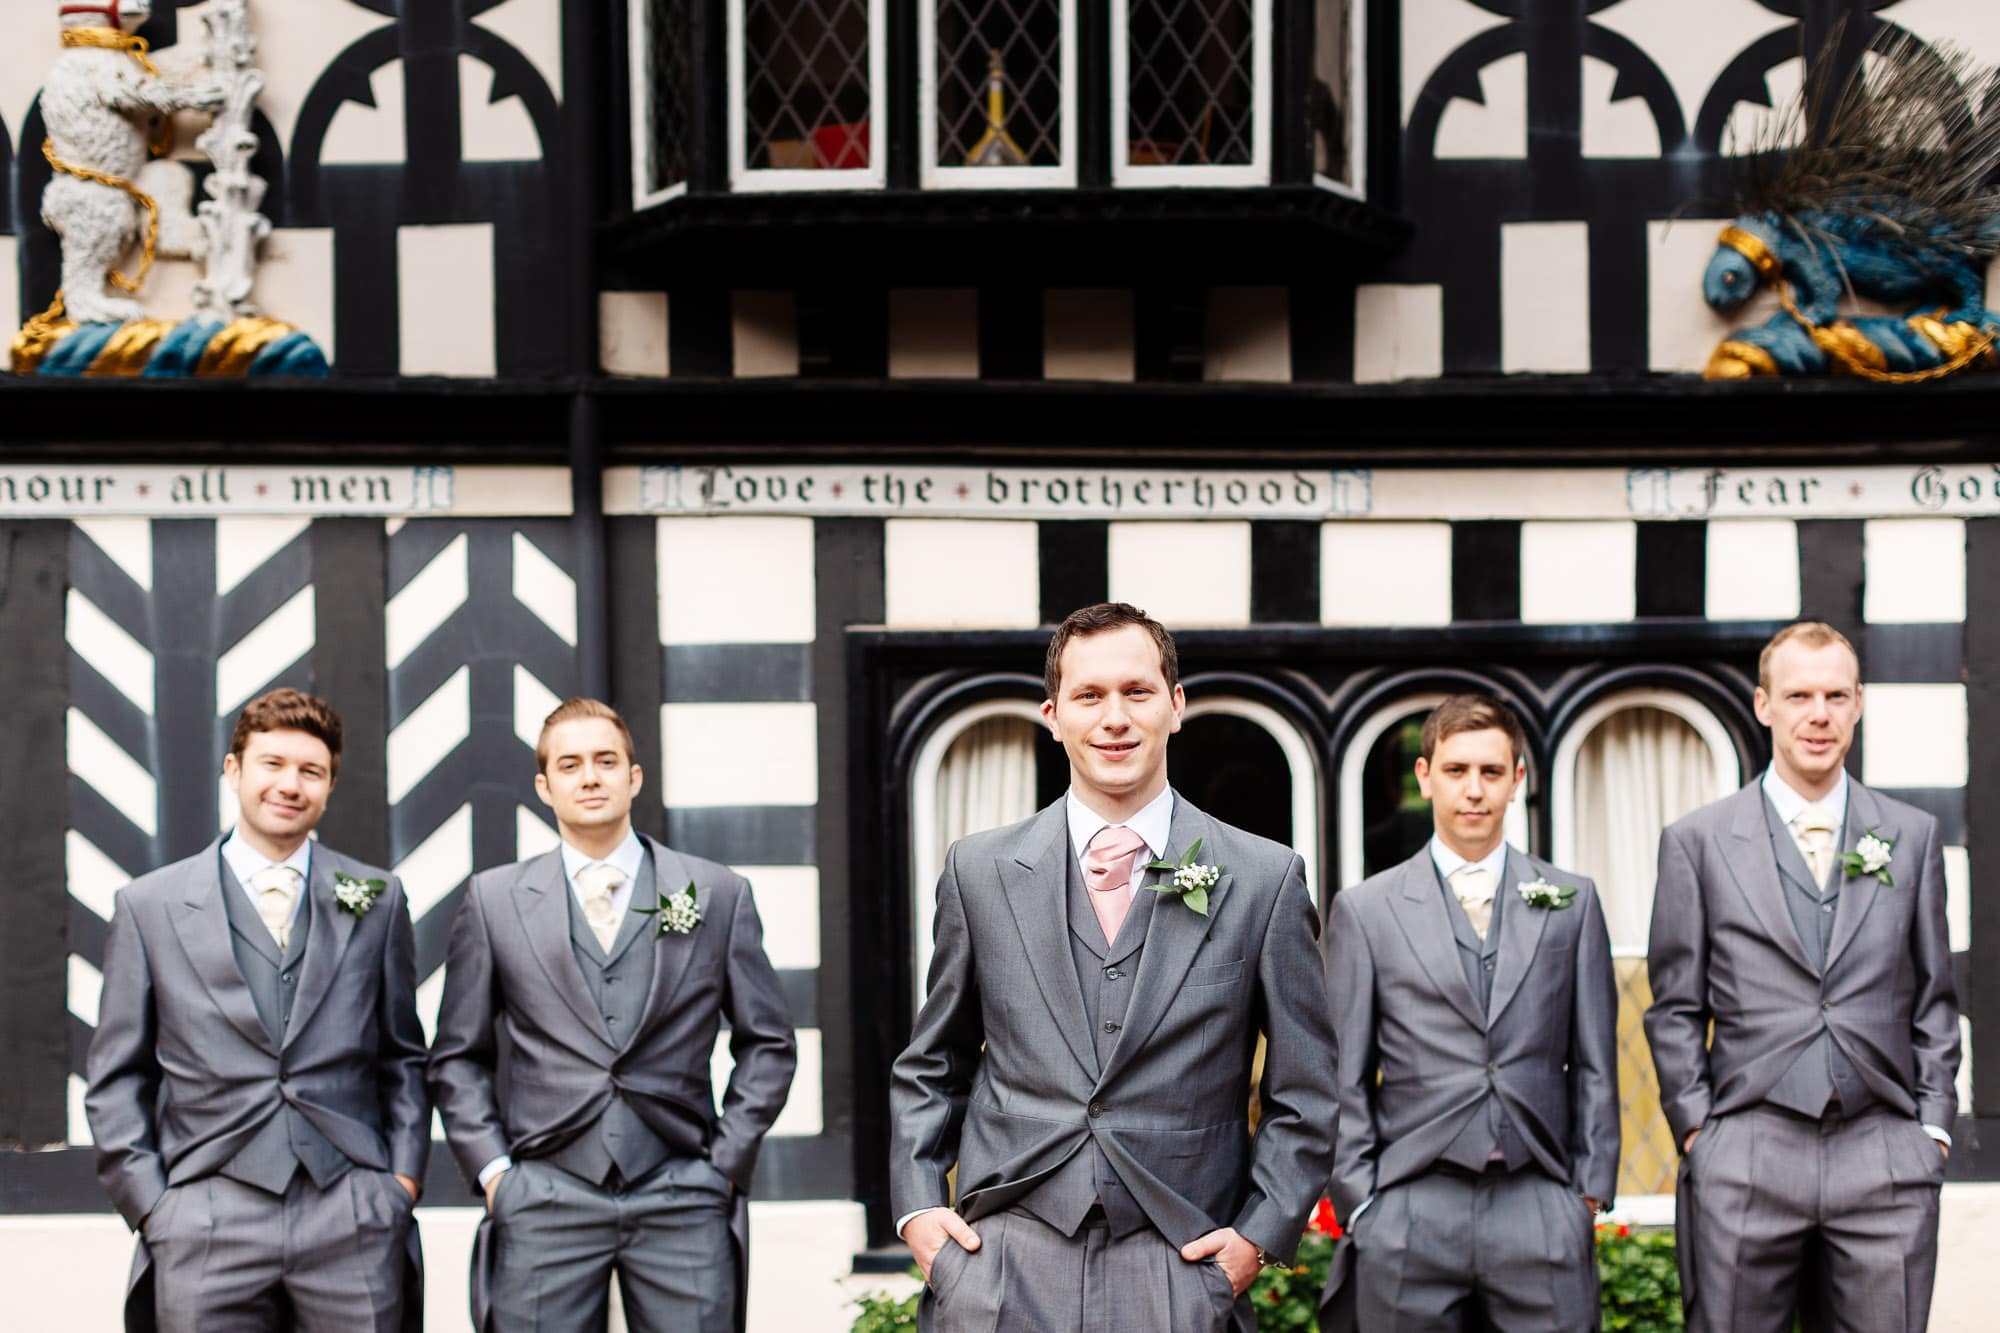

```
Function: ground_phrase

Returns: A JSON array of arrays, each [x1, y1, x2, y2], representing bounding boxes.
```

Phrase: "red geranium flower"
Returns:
[[1310, 1197, 1342, 1238]]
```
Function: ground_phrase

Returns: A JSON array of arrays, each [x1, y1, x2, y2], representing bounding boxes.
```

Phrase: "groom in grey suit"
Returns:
[[429, 697, 796, 1333], [1647, 622, 1960, 1333], [86, 688, 430, 1332], [1318, 693, 1619, 1332], [891, 602, 1338, 1332]]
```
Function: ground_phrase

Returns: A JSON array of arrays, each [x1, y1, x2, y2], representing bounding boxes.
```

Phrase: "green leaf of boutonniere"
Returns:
[[636, 881, 704, 936], [1516, 877, 1577, 910], [1141, 838, 1225, 917]]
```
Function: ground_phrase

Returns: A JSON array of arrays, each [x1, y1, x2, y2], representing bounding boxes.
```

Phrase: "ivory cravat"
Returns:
[[1083, 825, 1149, 948], [1450, 864, 1497, 942], [576, 863, 627, 953], [1795, 804, 1838, 890], [249, 864, 302, 952]]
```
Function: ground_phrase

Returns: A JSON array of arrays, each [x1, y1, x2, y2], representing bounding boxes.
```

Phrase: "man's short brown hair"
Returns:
[[1044, 602, 1180, 701], [1757, 621, 1859, 690], [1420, 693, 1528, 767], [229, 688, 343, 776], [536, 698, 637, 772]]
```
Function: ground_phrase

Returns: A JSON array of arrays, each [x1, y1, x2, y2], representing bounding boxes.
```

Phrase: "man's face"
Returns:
[[535, 717, 643, 834], [1754, 638, 1862, 791], [1415, 727, 1523, 857], [1041, 624, 1184, 809], [223, 729, 334, 848]]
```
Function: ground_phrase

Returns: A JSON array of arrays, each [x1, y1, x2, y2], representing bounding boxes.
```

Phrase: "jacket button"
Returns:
[[1105, 968, 1122, 980], [1088, 1102, 1105, 1118], [1821, 1001, 1832, 1011], [1103, 1021, 1120, 1033]]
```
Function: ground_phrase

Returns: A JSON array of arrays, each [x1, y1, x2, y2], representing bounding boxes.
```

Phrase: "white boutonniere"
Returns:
[[637, 882, 703, 936], [1141, 838, 1225, 917], [333, 872, 386, 917], [1839, 830, 1895, 886], [1517, 877, 1577, 910]]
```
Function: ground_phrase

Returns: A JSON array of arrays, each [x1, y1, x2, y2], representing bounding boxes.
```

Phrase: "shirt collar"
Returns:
[[1761, 764, 1848, 829], [560, 828, 645, 886], [1428, 834, 1509, 884], [220, 827, 313, 887], [1066, 785, 1175, 865]]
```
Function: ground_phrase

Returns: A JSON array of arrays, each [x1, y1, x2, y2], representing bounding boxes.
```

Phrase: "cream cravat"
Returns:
[[576, 863, 627, 953], [1450, 864, 1497, 942], [249, 865, 302, 952], [1794, 805, 1838, 890]]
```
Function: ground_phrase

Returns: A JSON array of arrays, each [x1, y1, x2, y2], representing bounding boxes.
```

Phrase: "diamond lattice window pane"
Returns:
[[935, 0, 1064, 168], [646, 0, 695, 193], [744, 0, 873, 171], [1311, 0, 1350, 181], [1126, 0, 1255, 167]]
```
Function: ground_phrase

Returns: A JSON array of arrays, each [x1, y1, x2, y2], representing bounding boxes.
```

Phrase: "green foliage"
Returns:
[[1249, 1230, 1334, 1331], [847, 1276, 919, 1333], [1596, 1226, 1685, 1332]]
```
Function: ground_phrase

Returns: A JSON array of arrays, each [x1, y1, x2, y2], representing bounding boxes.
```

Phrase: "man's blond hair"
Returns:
[[1758, 621, 1859, 690], [536, 697, 637, 772]]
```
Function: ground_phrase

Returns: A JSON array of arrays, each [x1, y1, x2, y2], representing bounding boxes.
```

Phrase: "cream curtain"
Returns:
[[936, 717, 1039, 872], [1573, 708, 1716, 951]]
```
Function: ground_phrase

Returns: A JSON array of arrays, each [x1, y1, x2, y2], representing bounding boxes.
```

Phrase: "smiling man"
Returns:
[[429, 697, 795, 1333], [891, 602, 1337, 1332], [86, 689, 429, 1333], [1647, 623, 1960, 1332], [1317, 693, 1618, 1332]]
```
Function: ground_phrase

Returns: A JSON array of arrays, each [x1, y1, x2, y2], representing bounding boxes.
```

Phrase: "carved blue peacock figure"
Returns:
[[1703, 32, 2000, 382]]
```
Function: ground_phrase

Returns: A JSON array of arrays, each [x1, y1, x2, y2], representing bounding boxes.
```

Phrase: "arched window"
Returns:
[[1178, 696, 1321, 904]]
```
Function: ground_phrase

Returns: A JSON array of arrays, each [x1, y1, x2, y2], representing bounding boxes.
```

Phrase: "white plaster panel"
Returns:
[[600, 291, 670, 377], [321, 60, 408, 164], [733, 291, 799, 378], [68, 708, 157, 838], [459, 54, 544, 161], [1705, 519, 1800, 620], [516, 803, 562, 860], [394, 803, 473, 922], [712, 1029, 823, 1137], [888, 289, 979, 378], [884, 520, 1039, 628], [66, 830, 130, 924], [68, 955, 102, 1029], [250, 229, 337, 365], [512, 531, 578, 645], [1502, 221, 1591, 373], [1593, 0, 1788, 137], [1107, 521, 1251, 627], [1887, 1, 2000, 69], [1864, 518, 1966, 624], [1860, 684, 1968, 789], [66, 590, 153, 714], [1353, 284, 1443, 383], [1204, 287, 1291, 382], [1582, 54, 1660, 158], [1436, 51, 1527, 159], [398, 225, 496, 377], [0, 6, 59, 144], [74, 519, 152, 592], [1520, 521, 1637, 624], [1045, 290, 1136, 382], [1723, 57, 1803, 154], [474, 0, 566, 102], [734, 865, 820, 969], [657, 516, 815, 644], [660, 703, 818, 806], [1401, 0, 1504, 123], [1320, 522, 1452, 626], [215, 517, 310, 595], [386, 666, 472, 804], [1647, 217, 1783, 372], [0, 237, 16, 332], [215, 586, 314, 715], [1944, 845, 1969, 954], [387, 532, 469, 668], [194, 0, 393, 154], [512, 665, 563, 753]]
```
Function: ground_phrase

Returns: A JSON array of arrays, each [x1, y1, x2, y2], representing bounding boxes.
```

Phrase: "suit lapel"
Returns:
[[1486, 849, 1552, 1027], [1825, 783, 1894, 972], [168, 841, 276, 1055], [997, 801, 1099, 1083], [511, 852, 615, 1048], [282, 849, 357, 1049], [632, 839, 702, 1033], [1717, 786, 1815, 974], [1385, 850, 1487, 1032], [1096, 795, 1227, 1088]]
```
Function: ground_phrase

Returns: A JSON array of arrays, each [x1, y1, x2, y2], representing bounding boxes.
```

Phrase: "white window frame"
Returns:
[[919, 0, 1078, 188], [1182, 695, 1321, 906], [1312, 0, 1364, 199], [728, 0, 889, 191], [1337, 693, 1530, 892], [1111, 0, 1272, 186], [630, 0, 691, 208]]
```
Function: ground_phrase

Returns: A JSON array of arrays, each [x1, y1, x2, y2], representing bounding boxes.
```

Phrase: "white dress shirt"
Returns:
[[1427, 834, 1509, 891], [478, 829, 647, 1188], [220, 829, 312, 929]]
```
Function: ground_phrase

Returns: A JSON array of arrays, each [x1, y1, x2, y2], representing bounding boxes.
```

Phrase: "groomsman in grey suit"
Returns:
[[429, 697, 796, 1333], [86, 688, 430, 1333], [891, 602, 1338, 1332], [1318, 693, 1620, 1332], [1647, 622, 1961, 1333]]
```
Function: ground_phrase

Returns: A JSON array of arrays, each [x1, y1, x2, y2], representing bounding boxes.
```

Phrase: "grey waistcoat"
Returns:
[[217, 859, 347, 1194], [1434, 858, 1527, 1172], [1761, 797, 1873, 1117], [544, 853, 672, 1185]]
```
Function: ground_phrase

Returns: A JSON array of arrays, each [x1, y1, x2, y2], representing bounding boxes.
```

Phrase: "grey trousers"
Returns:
[[920, 1206, 1244, 1333], [1679, 1106, 1944, 1333], [489, 1156, 735, 1333], [1349, 1167, 1599, 1332], [148, 1168, 413, 1333]]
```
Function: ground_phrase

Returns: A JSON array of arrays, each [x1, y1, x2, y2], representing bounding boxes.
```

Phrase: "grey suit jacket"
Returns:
[[1323, 847, 1619, 1229], [85, 838, 430, 1329], [1644, 780, 1961, 1143], [889, 794, 1338, 1264]]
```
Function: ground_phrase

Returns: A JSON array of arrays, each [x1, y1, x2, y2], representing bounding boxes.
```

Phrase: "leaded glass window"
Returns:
[[1122, 0, 1259, 173], [932, 0, 1066, 173], [740, 0, 877, 178], [640, 0, 694, 199]]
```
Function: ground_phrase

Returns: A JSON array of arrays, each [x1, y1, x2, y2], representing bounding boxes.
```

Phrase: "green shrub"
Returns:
[[847, 1277, 919, 1332], [1596, 1224, 1684, 1331]]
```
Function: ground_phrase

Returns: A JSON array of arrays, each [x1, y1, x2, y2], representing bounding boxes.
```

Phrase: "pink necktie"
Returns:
[[1084, 825, 1149, 948]]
